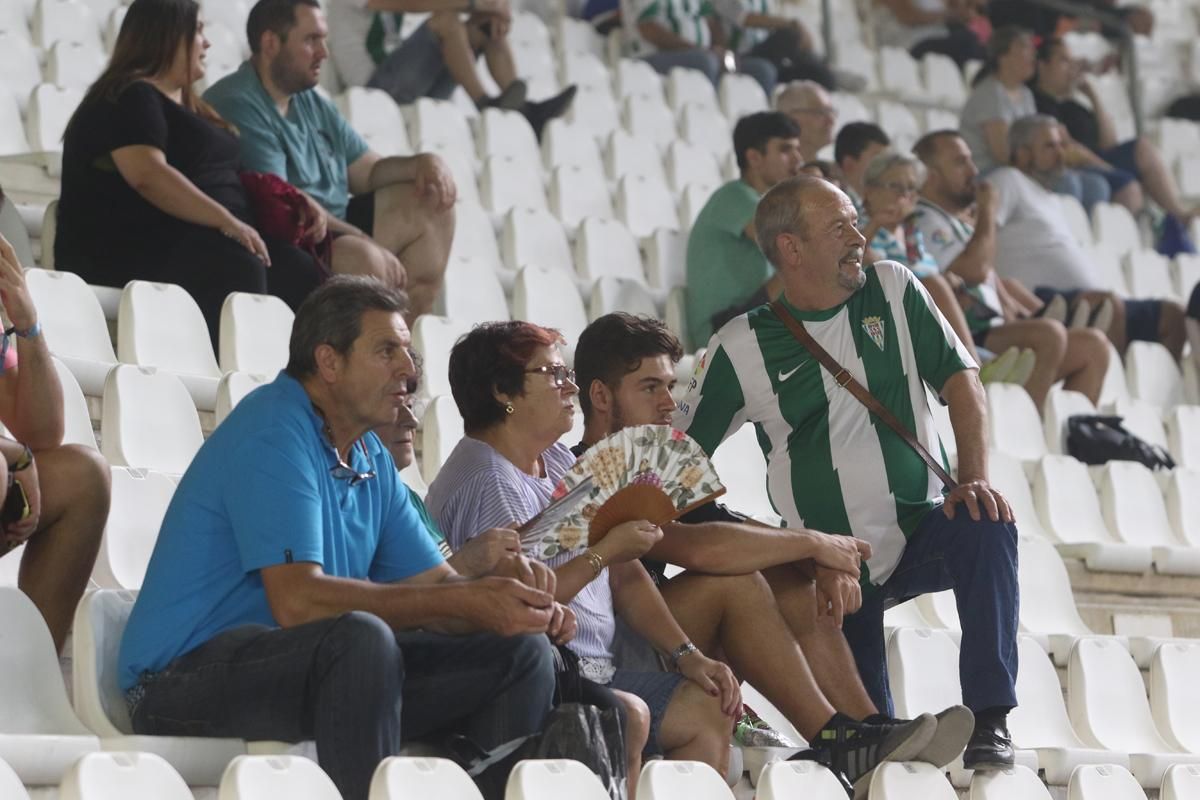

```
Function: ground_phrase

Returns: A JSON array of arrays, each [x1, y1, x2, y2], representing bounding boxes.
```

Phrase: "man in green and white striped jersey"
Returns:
[[674, 175, 1020, 770]]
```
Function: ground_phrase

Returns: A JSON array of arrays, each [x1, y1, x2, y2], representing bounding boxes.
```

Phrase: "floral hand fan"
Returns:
[[526, 425, 726, 560]]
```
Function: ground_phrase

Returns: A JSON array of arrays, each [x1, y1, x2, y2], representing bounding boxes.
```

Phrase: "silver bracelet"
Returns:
[[669, 641, 698, 667]]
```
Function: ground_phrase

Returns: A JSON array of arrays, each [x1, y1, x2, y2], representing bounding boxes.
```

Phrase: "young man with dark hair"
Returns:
[[685, 111, 802, 349], [571, 312, 976, 790], [206, 0, 456, 320], [833, 122, 891, 207]]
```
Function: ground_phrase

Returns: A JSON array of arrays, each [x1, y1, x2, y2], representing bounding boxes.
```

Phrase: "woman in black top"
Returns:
[[1032, 37, 1198, 241], [57, 0, 327, 343]]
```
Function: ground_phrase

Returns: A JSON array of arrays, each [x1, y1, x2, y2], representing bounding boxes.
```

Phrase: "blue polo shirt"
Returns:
[[118, 372, 444, 691], [203, 62, 370, 219]]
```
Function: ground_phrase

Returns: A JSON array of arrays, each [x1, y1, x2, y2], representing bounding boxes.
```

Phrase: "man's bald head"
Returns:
[[755, 175, 844, 265], [775, 80, 826, 110], [774, 80, 837, 156]]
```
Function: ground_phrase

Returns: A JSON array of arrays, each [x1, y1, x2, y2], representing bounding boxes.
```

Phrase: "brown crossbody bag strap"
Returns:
[[769, 301, 958, 490]]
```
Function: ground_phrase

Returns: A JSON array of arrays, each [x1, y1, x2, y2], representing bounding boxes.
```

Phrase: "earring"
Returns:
[[505, 402, 515, 415]]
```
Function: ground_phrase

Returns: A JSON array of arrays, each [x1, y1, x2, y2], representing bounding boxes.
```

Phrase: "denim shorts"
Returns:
[[609, 668, 686, 755]]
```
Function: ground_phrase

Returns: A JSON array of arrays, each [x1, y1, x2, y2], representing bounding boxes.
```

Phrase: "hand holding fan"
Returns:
[[523, 425, 726, 560]]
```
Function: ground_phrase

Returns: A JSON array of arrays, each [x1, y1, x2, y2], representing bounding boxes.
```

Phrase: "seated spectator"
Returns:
[[960, 26, 1112, 212], [375, 374, 652, 794], [873, 0, 987, 69], [426, 322, 943, 787], [57, 0, 329, 343], [1033, 37, 1197, 253], [0, 234, 110, 654], [625, 0, 777, 94], [709, 0, 854, 91], [686, 111, 800, 350], [573, 313, 973, 778], [425, 322, 741, 777], [325, 0, 576, 135], [991, 115, 1188, 356], [676, 175, 1021, 771], [913, 130, 1111, 408], [775, 80, 837, 163], [205, 0, 456, 319], [834, 121, 891, 210], [118, 277, 559, 800], [857, 149, 1032, 384], [989, 0, 1154, 44]]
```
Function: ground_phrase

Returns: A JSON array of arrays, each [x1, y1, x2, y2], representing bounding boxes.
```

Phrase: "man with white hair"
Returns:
[[774, 80, 837, 163], [675, 175, 1020, 773]]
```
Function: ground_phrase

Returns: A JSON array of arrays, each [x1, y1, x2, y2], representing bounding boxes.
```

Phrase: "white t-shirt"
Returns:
[[988, 167, 1100, 292], [959, 77, 1037, 174]]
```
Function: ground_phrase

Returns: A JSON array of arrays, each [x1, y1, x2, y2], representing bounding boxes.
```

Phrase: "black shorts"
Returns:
[[1034, 287, 1163, 344], [344, 192, 376, 237]]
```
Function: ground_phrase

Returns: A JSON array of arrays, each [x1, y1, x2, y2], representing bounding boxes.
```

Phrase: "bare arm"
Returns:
[[552, 520, 664, 603], [346, 151, 456, 210], [650, 519, 869, 576], [0, 236, 62, 450], [637, 19, 700, 50], [944, 184, 996, 287], [259, 560, 556, 635], [1079, 79, 1120, 151]]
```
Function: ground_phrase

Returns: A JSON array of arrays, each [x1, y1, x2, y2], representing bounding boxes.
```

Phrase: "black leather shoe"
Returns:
[[962, 718, 1016, 770]]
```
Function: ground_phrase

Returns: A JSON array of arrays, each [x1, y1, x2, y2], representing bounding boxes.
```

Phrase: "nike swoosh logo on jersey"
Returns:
[[778, 361, 808, 381]]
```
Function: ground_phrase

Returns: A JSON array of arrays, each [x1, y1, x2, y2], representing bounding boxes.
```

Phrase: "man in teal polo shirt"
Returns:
[[685, 111, 802, 350], [205, 0, 456, 320], [118, 277, 559, 800]]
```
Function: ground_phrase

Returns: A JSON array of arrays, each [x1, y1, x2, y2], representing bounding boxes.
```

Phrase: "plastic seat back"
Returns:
[[1165, 468, 1200, 545], [439, 255, 510, 323], [501, 206, 573, 275], [219, 292, 295, 375], [1068, 637, 1177, 754], [0, 758, 30, 800], [574, 217, 643, 283], [215, 371, 269, 426], [26, 83, 84, 152], [26, 268, 117, 362], [987, 451, 1047, 538], [1098, 461, 1177, 547], [969, 765, 1053, 800], [755, 760, 848, 799], [337, 87, 412, 156], [711, 423, 775, 522], [1149, 643, 1200, 753], [481, 154, 547, 215], [616, 173, 680, 239], [1034, 455, 1116, 546], [60, 751, 192, 800], [118, 280, 220, 378], [100, 365, 204, 473], [549, 162, 614, 231], [504, 759, 611, 800], [368, 756, 482, 800], [1016, 536, 1094, 638], [1010, 635, 1090, 750], [605, 129, 669, 186], [94, 468, 176, 590], [679, 102, 732, 160], [511, 265, 588, 361], [637, 760, 732, 800], [1067, 764, 1148, 800], [1043, 387, 1096, 454], [1165, 406, 1200, 469], [1125, 341, 1183, 411], [71, 588, 138, 737], [1161, 764, 1200, 800], [412, 315, 472, 400], [869, 761, 957, 799], [887, 627, 961, 719], [717, 73, 767, 120], [54, 356, 98, 448], [589, 277, 658, 321], [421, 395, 464, 485], [218, 755, 341, 800], [986, 383, 1046, 462], [643, 228, 687, 292]]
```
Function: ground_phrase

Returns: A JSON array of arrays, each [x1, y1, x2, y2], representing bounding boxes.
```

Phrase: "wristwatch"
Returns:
[[669, 641, 698, 667], [5, 321, 40, 339], [8, 444, 32, 473]]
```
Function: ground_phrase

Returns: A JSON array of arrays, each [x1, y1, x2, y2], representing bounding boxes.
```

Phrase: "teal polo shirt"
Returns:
[[204, 62, 370, 219], [118, 372, 444, 691]]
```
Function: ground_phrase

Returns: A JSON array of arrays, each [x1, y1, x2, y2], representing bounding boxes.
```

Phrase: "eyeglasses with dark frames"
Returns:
[[525, 364, 577, 387]]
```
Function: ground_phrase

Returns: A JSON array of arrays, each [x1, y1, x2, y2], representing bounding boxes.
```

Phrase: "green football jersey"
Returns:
[[673, 261, 975, 584]]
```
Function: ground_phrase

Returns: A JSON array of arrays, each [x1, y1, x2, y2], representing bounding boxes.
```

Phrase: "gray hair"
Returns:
[[774, 79, 825, 111], [863, 149, 927, 188], [754, 175, 831, 267], [285, 275, 409, 378], [1009, 114, 1058, 160]]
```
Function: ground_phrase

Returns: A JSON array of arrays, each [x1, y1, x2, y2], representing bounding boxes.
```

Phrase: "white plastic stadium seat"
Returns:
[[1097, 461, 1200, 576], [26, 83, 84, 154], [31, 0, 101, 50], [218, 755, 341, 800], [421, 395, 464, 485], [574, 217, 644, 284], [100, 365, 204, 474], [566, 83, 620, 141], [54, 356, 98, 448], [1123, 249, 1175, 300], [475, 107, 541, 175], [605, 129, 669, 186], [1058, 195, 1094, 248], [0, 31, 42, 114], [93, 468, 176, 590], [1068, 637, 1200, 788], [1067, 764, 1149, 800], [448, 202, 502, 266], [922, 53, 966, 107], [368, 757, 482, 800], [1149, 642, 1200, 754], [0, 89, 31, 158], [1161, 765, 1200, 800], [1033, 454, 1153, 573], [405, 97, 474, 156], [874, 100, 921, 151], [614, 59, 665, 102], [1015, 536, 1100, 664], [501, 206, 573, 275], [1165, 468, 1200, 546], [642, 228, 688, 293], [1166, 406, 1200, 469], [968, 765, 1053, 799], [439, 255, 510, 323], [755, 760, 847, 799], [1091, 202, 1142, 258], [481, 155, 547, 216], [1124, 341, 1184, 411], [622, 92, 677, 153], [679, 102, 733, 161], [411, 316, 471, 401], [1099, 341, 1131, 409], [878, 47, 926, 101], [986, 383, 1046, 462], [0, 758, 31, 800], [558, 51, 610, 92], [219, 292, 295, 376], [0, 586, 101, 785], [637, 760, 732, 800], [549, 162, 614, 231], [504, 759, 611, 800], [1043, 387, 1096, 454], [1172, 254, 1200, 304], [664, 139, 723, 194], [59, 751, 192, 800], [540, 118, 604, 174], [711, 423, 777, 523], [215, 371, 268, 426], [616, 173, 679, 239], [679, 181, 720, 230], [666, 67, 719, 112], [511, 265, 588, 362], [718, 73, 768, 120], [869, 761, 957, 799], [26, 267, 118, 396], [45, 39, 105, 89], [589, 277, 658, 321], [337, 88, 412, 157], [1008, 635, 1125, 784]]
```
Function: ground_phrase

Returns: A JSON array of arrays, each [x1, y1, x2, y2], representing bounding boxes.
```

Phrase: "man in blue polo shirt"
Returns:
[[118, 277, 559, 800], [204, 0, 457, 320]]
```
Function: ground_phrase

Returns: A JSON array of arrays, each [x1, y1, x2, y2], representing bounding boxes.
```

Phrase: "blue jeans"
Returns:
[[642, 49, 778, 95], [840, 508, 1019, 716], [1053, 168, 1111, 212], [128, 612, 556, 800]]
